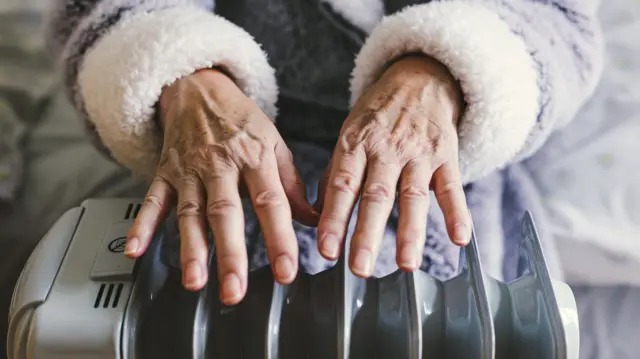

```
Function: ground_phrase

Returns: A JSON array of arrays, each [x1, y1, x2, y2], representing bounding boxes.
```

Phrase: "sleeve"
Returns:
[[45, 0, 278, 180], [350, 0, 604, 184]]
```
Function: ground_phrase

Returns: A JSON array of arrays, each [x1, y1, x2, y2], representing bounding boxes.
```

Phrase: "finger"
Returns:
[[126, 176, 174, 258], [313, 165, 331, 213], [432, 162, 471, 246], [275, 140, 319, 227], [396, 159, 432, 271], [243, 156, 298, 284], [317, 145, 366, 261], [349, 159, 402, 277], [176, 174, 210, 291], [203, 170, 247, 305]]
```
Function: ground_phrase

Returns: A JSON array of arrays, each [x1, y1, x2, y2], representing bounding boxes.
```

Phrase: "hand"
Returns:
[[316, 55, 471, 277], [125, 69, 318, 304]]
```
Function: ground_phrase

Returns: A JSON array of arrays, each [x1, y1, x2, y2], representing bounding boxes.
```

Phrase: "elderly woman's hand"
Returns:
[[125, 69, 318, 304], [316, 55, 472, 277]]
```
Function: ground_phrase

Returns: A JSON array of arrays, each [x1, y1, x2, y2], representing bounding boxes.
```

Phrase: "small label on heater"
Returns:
[[91, 220, 136, 281]]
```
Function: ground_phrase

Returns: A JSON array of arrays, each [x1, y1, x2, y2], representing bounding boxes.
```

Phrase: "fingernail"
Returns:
[[274, 255, 294, 281], [352, 249, 373, 277], [221, 273, 242, 304], [320, 234, 340, 259], [184, 260, 204, 289], [125, 237, 139, 256], [454, 223, 470, 245], [398, 244, 418, 270]]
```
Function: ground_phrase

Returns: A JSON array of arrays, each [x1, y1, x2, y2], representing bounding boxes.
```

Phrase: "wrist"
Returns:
[[158, 68, 236, 127], [384, 55, 465, 125]]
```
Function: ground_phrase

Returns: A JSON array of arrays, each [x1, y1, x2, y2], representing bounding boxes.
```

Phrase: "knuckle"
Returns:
[[143, 193, 165, 210], [367, 139, 404, 166], [276, 141, 294, 162], [423, 127, 456, 158], [253, 189, 284, 209], [151, 174, 169, 185], [337, 129, 362, 155], [361, 182, 393, 203], [234, 138, 269, 170], [368, 140, 389, 160], [206, 197, 239, 218], [319, 210, 345, 224], [176, 199, 203, 218], [157, 152, 181, 177], [435, 180, 461, 197], [393, 139, 407, 157], [362, 125, 386, 144], [165, 147, 182, 165], [329, 170, 359, 195], [180, 169, 200, 184], [156, 154, 170, 170], [427, 136, 444, 154], [370, 150, 401, 168], [395, 135, 422, 160], [204, 144, 235, 169], [399, 184, 430, 200], [362, 106, 386, 124]]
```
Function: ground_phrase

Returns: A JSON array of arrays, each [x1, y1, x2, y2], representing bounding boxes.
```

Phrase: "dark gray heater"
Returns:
[[8, 199, 578, 359]]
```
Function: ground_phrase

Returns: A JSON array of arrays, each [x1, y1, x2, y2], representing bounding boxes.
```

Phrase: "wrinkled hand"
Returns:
[[316, 55, 471, 277], [125, 69, 318, 304]]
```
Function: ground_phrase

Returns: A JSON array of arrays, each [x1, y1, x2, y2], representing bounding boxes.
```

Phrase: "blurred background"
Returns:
[[0, 0, 639, 358]]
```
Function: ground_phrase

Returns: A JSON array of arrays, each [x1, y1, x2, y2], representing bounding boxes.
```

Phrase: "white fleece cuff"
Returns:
[[350, 1, 539, 183], [77, 7, 278, 180]]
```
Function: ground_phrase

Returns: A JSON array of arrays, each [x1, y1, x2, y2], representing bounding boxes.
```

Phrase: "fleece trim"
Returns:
[[350, 1, 540, 184], [77, 6, 278, 180]]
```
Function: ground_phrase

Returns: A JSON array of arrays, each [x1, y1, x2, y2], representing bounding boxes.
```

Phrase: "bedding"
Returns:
[[0, 0, 639, 358], [526, 0, 640, 286], [573, 285, 640, 359]]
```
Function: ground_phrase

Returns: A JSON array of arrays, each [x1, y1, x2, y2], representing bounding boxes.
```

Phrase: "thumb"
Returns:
[[275, 140, 319, 227]]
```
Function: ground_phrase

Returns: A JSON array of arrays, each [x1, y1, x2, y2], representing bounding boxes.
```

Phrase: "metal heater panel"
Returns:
[[177, 212, 578, 359]]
